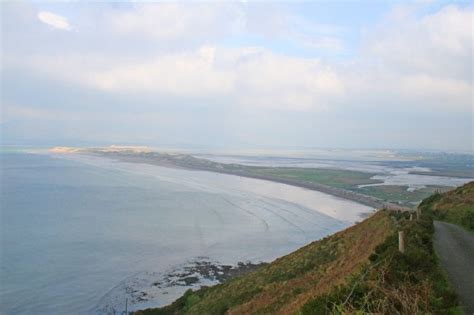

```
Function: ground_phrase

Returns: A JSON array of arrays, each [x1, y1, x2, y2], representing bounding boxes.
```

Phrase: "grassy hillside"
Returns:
[[136, 211, 393, 315], [300, 211, 459, 314], [136, 186, 470, 315], [419, 181, 474, 231]]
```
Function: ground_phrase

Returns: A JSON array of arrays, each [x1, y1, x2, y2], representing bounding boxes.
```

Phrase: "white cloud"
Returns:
[[89, 47, 234, 97], [37, 11, 72, 31], [2, 2, 473, 150], [304, 36, 344, 52], [9, 46, 342, 111], [339, 4, 474, 113], [6, 3, 473, 115], [367, 5, 472, 80], [232, 50, 343, 110], [105, 3, 244, 43]]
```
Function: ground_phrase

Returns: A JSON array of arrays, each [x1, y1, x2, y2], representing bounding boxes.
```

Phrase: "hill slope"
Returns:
[[419, 181, 474, 231], [135, 211, 393, 314], [136, 185, 471, 314]]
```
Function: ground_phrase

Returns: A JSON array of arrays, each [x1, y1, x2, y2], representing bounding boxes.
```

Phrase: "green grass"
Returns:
[[418, 182, 474, 232], [299, 211, 461, 314], [356, 185, 451, 208], [250, 167, 381, 189], [135, 211, 394, 315], [135, 184, 473, 315], [250, 167, 452, 207], [246, 166, 453, 207], [136, 209, 462, 315]]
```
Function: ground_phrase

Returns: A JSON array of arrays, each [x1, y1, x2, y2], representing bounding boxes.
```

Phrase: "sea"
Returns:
[[0, 151, 373, 314]]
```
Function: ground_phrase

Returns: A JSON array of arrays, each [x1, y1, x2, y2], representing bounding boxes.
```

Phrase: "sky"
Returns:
[[1, 1, 472, 151]]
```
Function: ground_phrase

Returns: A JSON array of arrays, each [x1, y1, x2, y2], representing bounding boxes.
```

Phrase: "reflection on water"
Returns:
[[1, 152, 371, 314]]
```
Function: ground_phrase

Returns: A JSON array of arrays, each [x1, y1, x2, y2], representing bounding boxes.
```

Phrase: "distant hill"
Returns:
[[136, 193, 463, 314], [419, 181, 474, 231]]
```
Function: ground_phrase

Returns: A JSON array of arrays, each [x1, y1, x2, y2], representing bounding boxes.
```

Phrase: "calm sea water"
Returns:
[[0, 152, 371, 314]]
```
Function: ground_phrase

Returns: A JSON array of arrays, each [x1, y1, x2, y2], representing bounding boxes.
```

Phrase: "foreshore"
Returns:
[[95, 259, 267, 314], [84, 149, 408, 212]]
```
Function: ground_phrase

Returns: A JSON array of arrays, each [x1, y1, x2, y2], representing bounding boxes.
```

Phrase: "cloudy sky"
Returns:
[[1, 1, 472, 151]]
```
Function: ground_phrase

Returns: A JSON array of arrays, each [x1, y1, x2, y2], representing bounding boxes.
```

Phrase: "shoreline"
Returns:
[[94, 258, 267, 314], [87, 151, 408, 212], [5, 150, 359, 315]]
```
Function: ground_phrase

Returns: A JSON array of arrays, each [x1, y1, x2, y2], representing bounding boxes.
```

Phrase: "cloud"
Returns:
[[2, 2, 473, 150], [37, 11, 71, 31], [366, 5, 472, 80], [7, 46, 343, 112], [103, 3, 343, 54], [243, 6, 345, 53], [104, 3, 244, 45], [89, 46, 234, 97], [232, 50, 343, 110], [338, 4, 474, 113], [303, 36, 344, 52], [6, 4, 471, 115]]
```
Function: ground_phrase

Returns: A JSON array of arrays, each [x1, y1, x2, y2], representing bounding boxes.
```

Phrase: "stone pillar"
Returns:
[[399, 231, 405, 254]]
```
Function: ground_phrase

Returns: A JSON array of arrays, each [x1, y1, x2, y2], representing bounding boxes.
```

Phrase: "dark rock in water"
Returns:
[[134, 291, 149, 302], [160, 259, 267, 287], [182, 276, 200, 285], [96, 258, 268, 314]]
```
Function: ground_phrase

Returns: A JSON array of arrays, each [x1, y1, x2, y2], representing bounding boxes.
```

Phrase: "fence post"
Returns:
[[398, 231, 405, 254]]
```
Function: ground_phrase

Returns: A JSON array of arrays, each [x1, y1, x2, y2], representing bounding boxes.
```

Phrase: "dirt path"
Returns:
[[433, 221, 474, 314]]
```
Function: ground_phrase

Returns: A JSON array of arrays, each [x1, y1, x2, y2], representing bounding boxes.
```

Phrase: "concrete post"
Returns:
[[399, 231, 405, 254]]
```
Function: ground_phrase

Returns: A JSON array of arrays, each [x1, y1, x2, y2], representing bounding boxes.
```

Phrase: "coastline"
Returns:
[[4, 150, 360, 314], [93, 258, 267, 314], [86, 150, 408, 212]]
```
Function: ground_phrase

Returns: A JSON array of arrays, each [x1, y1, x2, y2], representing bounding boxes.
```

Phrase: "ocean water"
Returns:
[[0, 152, 372, 314]]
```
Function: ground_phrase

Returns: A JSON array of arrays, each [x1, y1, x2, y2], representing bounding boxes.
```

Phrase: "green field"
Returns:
[[250, 167, 381, 189], [356, 185, 451, 207], [248, 167, 450, 207], [420, 182, 474, 231]]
